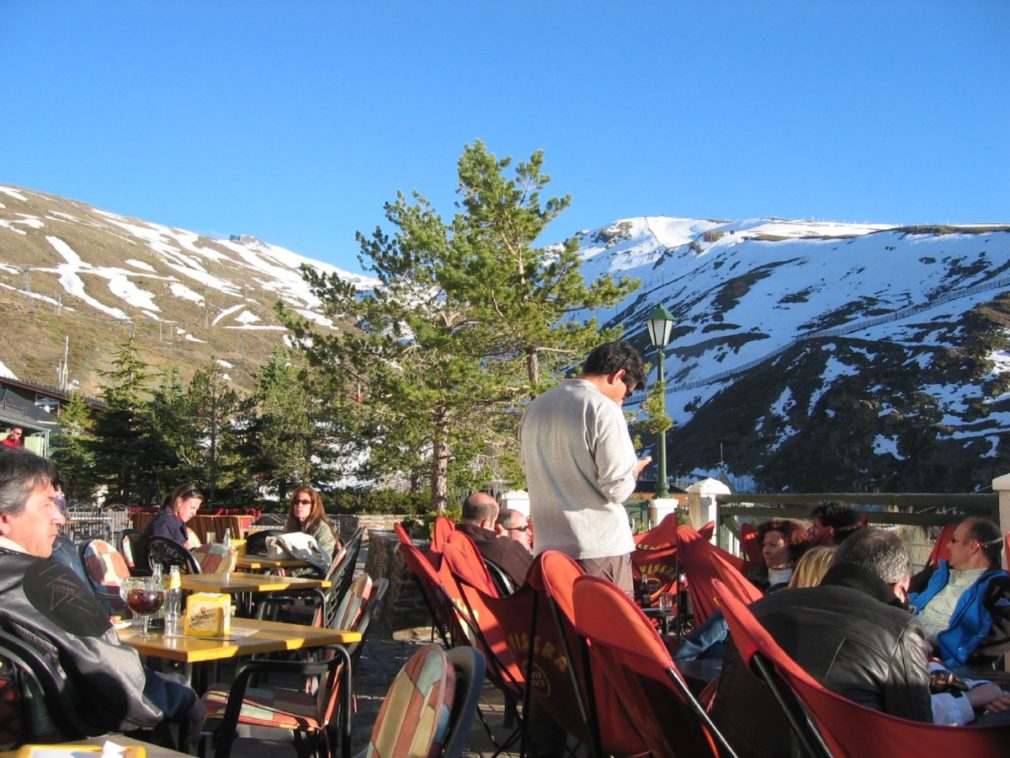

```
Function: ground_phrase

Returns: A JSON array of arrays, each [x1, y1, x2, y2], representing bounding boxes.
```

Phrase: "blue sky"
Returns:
[[2, 1, 1007, 275]]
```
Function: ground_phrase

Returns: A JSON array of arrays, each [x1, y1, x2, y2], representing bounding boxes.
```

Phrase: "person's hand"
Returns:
[[966, 683, 1010, 712], [634, 456, 652, 477]]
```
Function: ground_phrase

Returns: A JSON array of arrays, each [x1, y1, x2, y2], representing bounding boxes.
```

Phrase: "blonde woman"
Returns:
[[787, 545, 837, 589]]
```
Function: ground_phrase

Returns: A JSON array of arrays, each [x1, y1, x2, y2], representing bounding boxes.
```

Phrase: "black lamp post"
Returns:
[[646, 304, 676, 499]]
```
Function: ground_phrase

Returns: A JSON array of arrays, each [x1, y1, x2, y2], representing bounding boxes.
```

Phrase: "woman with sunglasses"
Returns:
[[284, 487, 338, 562], [144, 483, 203, 548]]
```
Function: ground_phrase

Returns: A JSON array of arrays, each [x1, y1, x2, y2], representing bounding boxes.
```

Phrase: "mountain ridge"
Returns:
[[3, 182, 1010, 491]]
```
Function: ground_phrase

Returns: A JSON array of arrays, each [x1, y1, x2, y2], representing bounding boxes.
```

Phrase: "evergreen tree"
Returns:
[[280, 143, 637, 511], [237, 349, 336, 501], [50, 391, 98, 503], [186, 361, 243, 502], [87, 339, 163, 504]]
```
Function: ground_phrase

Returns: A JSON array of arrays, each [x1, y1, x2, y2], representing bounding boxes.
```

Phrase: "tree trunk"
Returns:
[[430, 406, 450, 513]]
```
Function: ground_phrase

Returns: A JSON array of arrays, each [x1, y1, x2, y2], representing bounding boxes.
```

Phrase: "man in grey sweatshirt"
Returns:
[[520, 341, 650, 596]]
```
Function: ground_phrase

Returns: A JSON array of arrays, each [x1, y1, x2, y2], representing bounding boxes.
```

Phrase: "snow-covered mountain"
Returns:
[[3, 183, 1008, 491], [0, 185, 372, 391], [573, 216, 1010, 491]]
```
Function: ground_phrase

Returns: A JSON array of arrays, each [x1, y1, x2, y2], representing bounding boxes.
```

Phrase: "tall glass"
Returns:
[[121, 577, 166, 638]]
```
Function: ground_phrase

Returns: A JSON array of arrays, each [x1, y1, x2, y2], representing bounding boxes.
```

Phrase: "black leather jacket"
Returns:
[[713, 562, 933, 757], [0, 548, 166, 733]]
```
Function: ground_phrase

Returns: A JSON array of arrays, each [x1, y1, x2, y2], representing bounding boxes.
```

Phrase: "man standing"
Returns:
[[910, 517, 1010, 667], [0, 449, 202, 743], [520, 341, 650, 595], [454, 492, 533, 588]]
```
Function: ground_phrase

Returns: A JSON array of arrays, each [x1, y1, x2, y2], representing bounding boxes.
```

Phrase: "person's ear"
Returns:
[[494, 523, 507, 537]]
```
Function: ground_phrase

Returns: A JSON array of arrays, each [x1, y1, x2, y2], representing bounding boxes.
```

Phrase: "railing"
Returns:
[[59, 507, 131, 543], [709, 492, 1000, 567]]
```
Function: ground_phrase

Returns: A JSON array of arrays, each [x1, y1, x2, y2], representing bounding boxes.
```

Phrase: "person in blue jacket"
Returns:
[[909, 517, 1010, 668]]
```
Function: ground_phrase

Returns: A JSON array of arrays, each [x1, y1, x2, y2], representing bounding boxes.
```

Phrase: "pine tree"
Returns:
[[50, 391, 98, 503], [88, 339, 163, 504], [280, 143, 637, 511]]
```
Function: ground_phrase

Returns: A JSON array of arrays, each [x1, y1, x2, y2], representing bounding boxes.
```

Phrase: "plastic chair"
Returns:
[[713, 578, 1010, 758], [354, 645, 485, 758], [117, 528, 142, 570], [78, 538, 132, 615], [572, 576, 738, 758], [142, 535, 201, 575], [202, 643, 353, 758], [0, 630, 105, 747]]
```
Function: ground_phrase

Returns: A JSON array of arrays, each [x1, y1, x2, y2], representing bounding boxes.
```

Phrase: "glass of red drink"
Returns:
[[120, 577, 166, 638]]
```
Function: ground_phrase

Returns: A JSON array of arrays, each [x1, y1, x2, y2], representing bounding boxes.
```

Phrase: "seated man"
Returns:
[[0, 449, 203, 744], [807, 501, 865, 546], [454, 492, 533, 587], [495, 507, 533, 553], [712, 529, 933, 756], [909, 517, 1010, 668]]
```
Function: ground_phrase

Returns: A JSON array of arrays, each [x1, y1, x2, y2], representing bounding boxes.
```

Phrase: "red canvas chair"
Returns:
[[713, 578, 1010, 758], [676, 525, 747, 626], [739, 522, 762, 569], [635, 512, 682, 548], [431, 515, 455, 553], [928, 522, 958, 568], [445, 544, 646, 757], [572, 575, 737, 758], [393, 521, 412, 546], [409, 537, 527, 754]]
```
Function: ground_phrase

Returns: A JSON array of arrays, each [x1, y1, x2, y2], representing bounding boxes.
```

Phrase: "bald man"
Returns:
[[454, 492, 533, 587]]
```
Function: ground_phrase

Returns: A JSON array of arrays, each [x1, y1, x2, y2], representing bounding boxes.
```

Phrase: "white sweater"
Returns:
[[520, 378, 637, 560]]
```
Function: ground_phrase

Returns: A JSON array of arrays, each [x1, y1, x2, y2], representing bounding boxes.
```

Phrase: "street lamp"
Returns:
[[646, 304, 676, 499]]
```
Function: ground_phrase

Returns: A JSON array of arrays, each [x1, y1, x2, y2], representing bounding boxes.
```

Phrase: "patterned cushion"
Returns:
[[191, 543, 237, 574], [82, 540, 130, 614], [365, 644, 456, 758], [332, 574, 373, 631], [202, 684, 320, 730]]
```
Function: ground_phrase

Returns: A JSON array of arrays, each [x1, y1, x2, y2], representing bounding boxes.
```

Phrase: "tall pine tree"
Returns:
[[280, 143, 637, 511]]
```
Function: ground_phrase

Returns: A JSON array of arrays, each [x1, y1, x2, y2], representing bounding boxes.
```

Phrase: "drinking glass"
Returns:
[[121, 577, 166, 638]]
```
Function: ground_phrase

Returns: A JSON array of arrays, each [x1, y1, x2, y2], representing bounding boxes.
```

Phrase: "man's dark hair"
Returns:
[[0, 449, 56, 517], [461, 492, 498, 524], [582, 341, 646, 391], [833, 528, 911, 584], [963, 518, 1003, 569], [812, 501, 863, 543]]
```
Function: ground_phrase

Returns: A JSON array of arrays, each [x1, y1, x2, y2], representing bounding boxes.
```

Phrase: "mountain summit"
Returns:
[[579, 216, 1010, 491]]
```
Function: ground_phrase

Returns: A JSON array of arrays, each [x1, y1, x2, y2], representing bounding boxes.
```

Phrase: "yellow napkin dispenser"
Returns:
[[183, 592, 232, 637]]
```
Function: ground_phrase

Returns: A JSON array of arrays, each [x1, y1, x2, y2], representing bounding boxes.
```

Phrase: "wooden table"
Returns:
[[120, 617, 360, 664], [120, 618, 360, 758], [180, 571, 329, 594], [235, 554, 311, 571]]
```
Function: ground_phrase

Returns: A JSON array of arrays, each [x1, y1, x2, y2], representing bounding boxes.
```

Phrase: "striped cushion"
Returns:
[[192, 543, 237, 574], [202, 684, 320, 730], [366, 644, 456, 758], [82, 539, 130, 614], [333, 574, 373, 631]]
